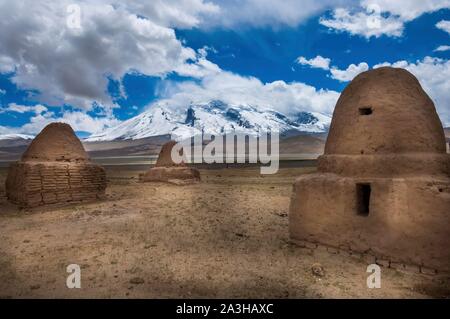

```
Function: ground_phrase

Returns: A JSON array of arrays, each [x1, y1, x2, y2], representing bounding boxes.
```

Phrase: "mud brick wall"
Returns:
[[155, 140, 187, 167], [289, 68, 450, 274], [290, 174, 450, 272], [6, 161, 106, 207], [0, 184, 6, 203], [293, 239, 445, 276]]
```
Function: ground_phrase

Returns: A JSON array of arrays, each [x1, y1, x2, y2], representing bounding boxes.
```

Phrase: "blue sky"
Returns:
[[0, 1, 449, 137], [178, 9, 450, 89]]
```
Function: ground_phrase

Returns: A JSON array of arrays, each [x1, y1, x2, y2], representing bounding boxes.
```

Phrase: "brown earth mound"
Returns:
[[140, 140, 200, 184], [154, 140, 186, 167], [22, 122, 89, 162], [325, 67, 446, 155], [289, 67, 450, 272], [5, 123, 106, 207]]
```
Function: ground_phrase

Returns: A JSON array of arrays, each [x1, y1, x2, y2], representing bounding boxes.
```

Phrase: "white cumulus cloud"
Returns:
[[320, 7, 404, 38], [1, 0, 449, 135], [296, 55, 331, 70], [115, 0, 220, 29], [436, 20, 450, 34], [435, 45, 450, 51], [0, 0, 220, 112], [1, 68, 341, 135], [153, 70, 340, 118], [0, 103, 48, 115], [204, 0, 347, 28], [295, 55, 370, 81], [320, 0, 450, 38], [0, 108, 120, 135], [297, 54, 450, 126], [330, 62, 369, 81]]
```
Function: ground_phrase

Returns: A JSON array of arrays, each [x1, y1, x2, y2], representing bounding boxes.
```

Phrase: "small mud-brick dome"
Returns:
[[140, 140, 200, 184], [21, 122, 90, 162], [325, 67, 446, 155], [155, 140, 186, 167], [318, 67, 449, 177], [289, 67, 450, 273], [6, 123, 107, 207]]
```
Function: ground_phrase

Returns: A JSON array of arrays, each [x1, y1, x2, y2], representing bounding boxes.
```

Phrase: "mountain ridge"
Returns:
[[86, 101, 331, 142]]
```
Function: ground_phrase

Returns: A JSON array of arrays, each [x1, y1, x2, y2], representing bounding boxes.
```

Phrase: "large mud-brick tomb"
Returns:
[[6, 123, 107, 207], [289, 67, 450, 272], [140, 140, 200, 183]]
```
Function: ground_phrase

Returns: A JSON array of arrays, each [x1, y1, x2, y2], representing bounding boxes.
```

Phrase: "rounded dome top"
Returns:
[[325, 67, 446, 155], [155, 140, 186, 167], [21, 122, 89, 162]]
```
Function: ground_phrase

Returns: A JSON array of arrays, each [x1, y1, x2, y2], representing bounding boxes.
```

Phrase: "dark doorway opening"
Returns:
[[356, 183, 371, 216], [359, 107, 372, 115]]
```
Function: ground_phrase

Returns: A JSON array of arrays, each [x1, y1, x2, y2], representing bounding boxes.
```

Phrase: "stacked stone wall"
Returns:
[[292, 239, 446, 276], [6, 162, 106, 207]]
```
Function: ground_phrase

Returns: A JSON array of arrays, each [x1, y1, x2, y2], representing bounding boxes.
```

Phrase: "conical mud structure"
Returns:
[[140, 140, 200, 184], [6, 123, 107, 207], [289, 67, 450, 272]]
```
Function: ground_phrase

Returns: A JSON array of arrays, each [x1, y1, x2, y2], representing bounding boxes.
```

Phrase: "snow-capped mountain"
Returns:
[[86, 100, 331, 142], [0, 133, 34, 141]]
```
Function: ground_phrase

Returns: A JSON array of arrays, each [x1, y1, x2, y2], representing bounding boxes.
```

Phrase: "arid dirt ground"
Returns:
[[0, 165, 448, 298]]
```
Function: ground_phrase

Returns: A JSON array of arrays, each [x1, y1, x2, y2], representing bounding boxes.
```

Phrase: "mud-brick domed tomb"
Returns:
[[140, 140, 200, 184], [289, 67, 450, 272], [6, 123, 107, 207]]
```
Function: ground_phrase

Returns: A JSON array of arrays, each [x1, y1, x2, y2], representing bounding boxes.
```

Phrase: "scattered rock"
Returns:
[[326, 247, 339, 254], [311, 263, 325, 277], [376, 259, 390, 268], [275, 211, 288, 218], [30, 284, 40, 290], [126, 267, 142, 274], [304, 241, 318, 249], [420, 267, 437, 276], [129, 277, 144, 285]]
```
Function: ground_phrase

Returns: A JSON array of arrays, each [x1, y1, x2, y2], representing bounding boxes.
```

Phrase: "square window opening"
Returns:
[[359, 107, 373, 115]]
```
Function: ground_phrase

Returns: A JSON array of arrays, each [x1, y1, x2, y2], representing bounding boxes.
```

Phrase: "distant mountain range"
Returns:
[[0, 100, 332, 160], [0, 134, 34, 141], [0, 131, 327, 161], [86, 100, 331, 142], [1, 102, 448, 161], [2, 103, 449, 144]]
